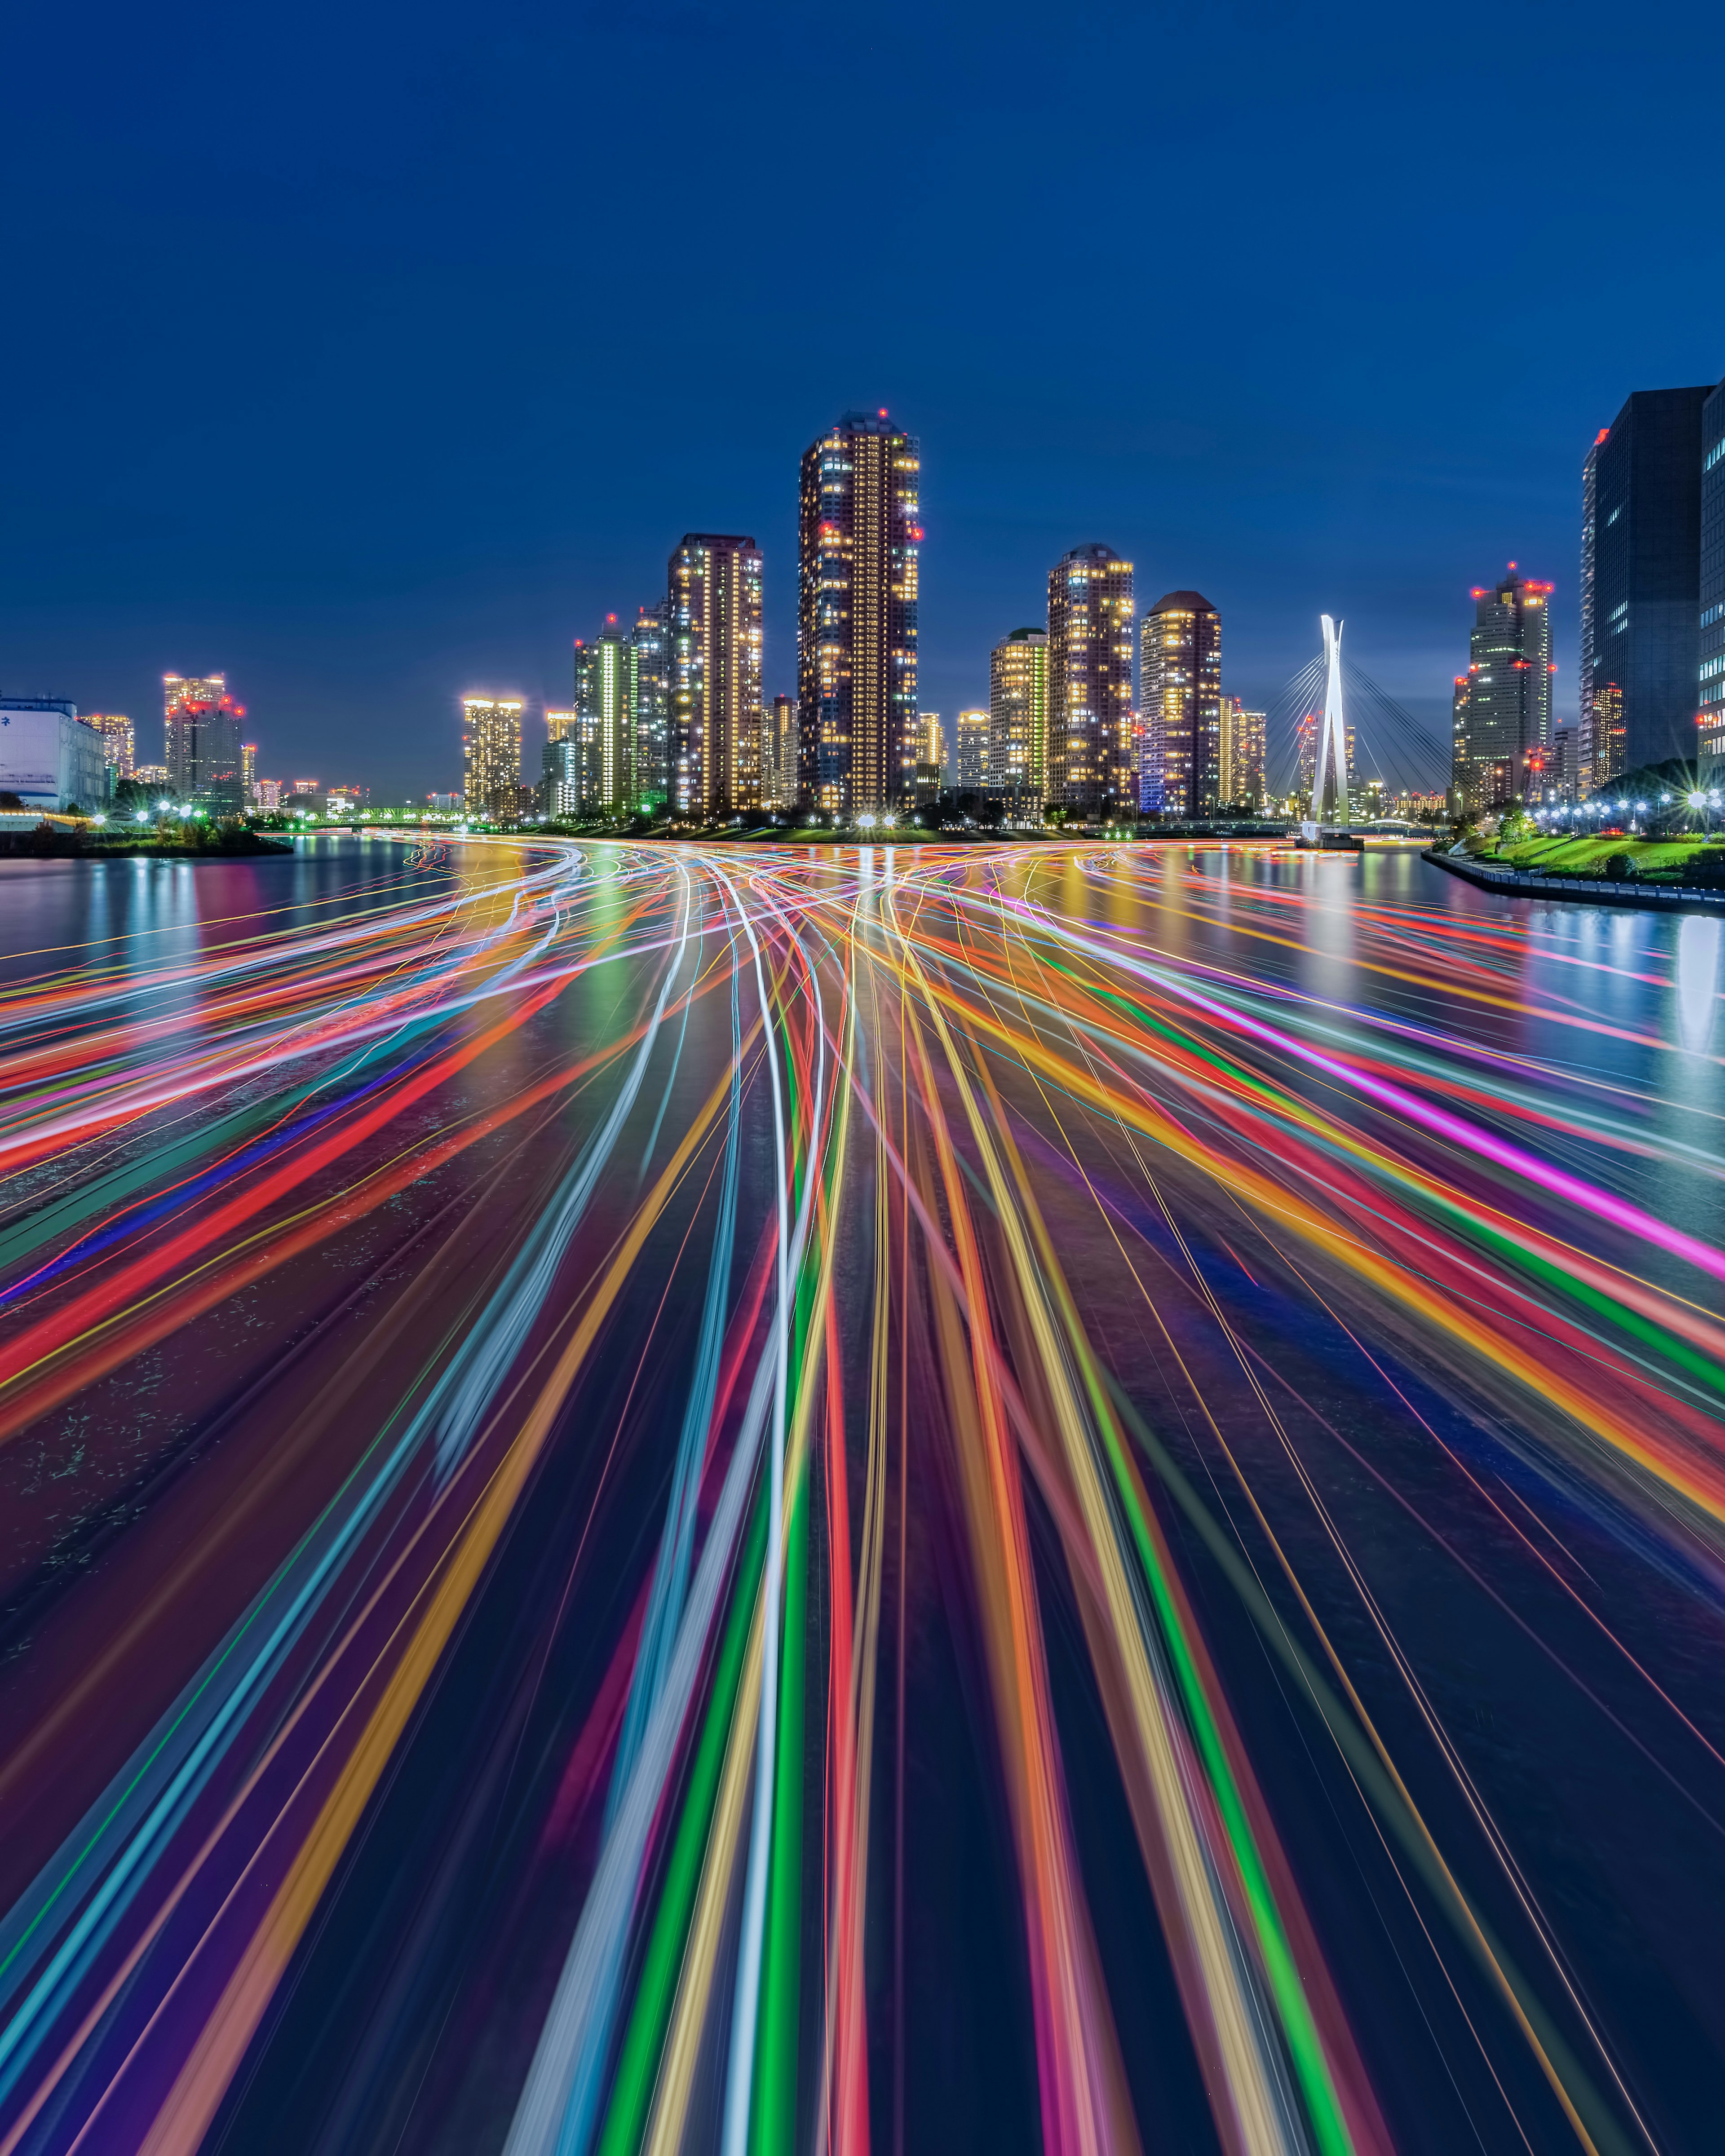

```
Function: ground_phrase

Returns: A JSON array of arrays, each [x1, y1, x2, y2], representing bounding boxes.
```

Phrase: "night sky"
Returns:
[[4, 0, 1721, 800]]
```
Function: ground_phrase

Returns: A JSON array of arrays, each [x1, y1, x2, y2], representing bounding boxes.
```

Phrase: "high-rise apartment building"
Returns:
[[89, 715, 134, 780], [1585, 387, 1712, 778], [164, 673, 245, 813], [1218, 697, 1266, 808], [765, 695, 798, 809], [1700, 376, 1725, 786], [916, 711, 944, 774], [990, 627, 1048, 806], [954, 709, 989, 793], [461, 697, 523, 820], [630, 602, 670, 810], [573, 634, 632, 813], [540, 711, 579, 817], [797, 412, 920, 817], [241, 742, 257, 804], [1048, 547, 1133, 817], [668, 535, 762, 820], [1139, 592, 1221, 817], [1451, 568, 1552, 811]]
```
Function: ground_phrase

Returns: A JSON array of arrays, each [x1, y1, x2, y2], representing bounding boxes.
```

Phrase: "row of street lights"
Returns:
[[1533, 788, 1723, 836]]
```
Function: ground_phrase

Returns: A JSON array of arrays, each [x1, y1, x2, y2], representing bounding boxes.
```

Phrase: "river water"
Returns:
[[0, 834, 1720, 2155]]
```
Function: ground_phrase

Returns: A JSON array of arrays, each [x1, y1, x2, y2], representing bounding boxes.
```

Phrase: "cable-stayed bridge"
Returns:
[[1262, 617, 1450, 823]]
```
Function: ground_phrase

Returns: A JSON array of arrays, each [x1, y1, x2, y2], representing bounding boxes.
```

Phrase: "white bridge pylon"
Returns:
[[1314, 613, 1350, 825]]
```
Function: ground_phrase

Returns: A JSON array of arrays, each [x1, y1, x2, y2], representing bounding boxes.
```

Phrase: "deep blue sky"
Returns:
[[4, 0, 1721, 798]]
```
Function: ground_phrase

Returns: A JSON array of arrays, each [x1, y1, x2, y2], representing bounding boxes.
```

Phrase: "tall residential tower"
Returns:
[[1451, 568, 1552, 811], [164, 673, 244, 814], [462, 698, 523, 820], [1048, 546, 1133, 818], [668, 535, 763, 820], [797, 412, 920, 817], [989, 627, 1048, 808], [1139, 592, 1221, 817], [573, 630, 633, 813]]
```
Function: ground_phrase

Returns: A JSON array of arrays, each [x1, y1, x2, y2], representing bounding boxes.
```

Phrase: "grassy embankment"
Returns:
[[1482, 833, 1725, 881]]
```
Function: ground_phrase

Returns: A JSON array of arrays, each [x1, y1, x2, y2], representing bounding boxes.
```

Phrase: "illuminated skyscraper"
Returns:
[[797, 411, 920, 817], [573, 634, 632, 813], [630, 601, 670, 810], [954, 708, 989, 793], [1699, 376, 1725, 785], [1139, 592, 1221, 816], [1218, 697, 1265, 808], [241, 742, 257, 804], [668, 535, 762, 819], [89, 715, 134, 779], [1451, 568, 1551, 810], [164, 673, 244, 813], [1048, 546, 1132, 817], [1585, 387, 1711, 777], [990, 627, 1048, 806], [916, 711, 944, 774], [461, 697, 523, 820]]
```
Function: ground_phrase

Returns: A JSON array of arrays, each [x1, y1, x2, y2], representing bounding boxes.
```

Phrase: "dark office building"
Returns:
[[1578, 432, 1604, 789], [1700, 376, 1725, 786], [1585, 386, 1712, 778], [1048, 544, 1133, 817], [1139, 591, 1221, 816], [797, 412, 920, 818]]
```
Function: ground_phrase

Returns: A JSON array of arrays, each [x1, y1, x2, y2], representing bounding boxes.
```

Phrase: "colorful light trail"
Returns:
[[0, 836, 1720, 2154]]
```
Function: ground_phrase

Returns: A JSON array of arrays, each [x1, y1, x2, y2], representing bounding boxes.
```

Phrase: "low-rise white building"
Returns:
[[0, 700, 110, 812]]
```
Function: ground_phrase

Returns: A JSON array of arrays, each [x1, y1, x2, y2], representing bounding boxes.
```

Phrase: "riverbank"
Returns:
[[1425, 845, 1725, 913], [0, 826, 293, 859]]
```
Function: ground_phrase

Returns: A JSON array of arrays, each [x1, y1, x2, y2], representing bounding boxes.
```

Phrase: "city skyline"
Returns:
[[13, 392, 1723, 809]]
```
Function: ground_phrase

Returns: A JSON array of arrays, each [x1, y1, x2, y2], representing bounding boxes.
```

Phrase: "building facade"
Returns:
[[1585, 386, 1712, 779], [954, 709, 989, 794], [164, 673, 245, 813], [462, 697, 523, 820], [0, 699, 107, 811], [797, 412, 920, 818], [762, 695, 797, 809], [668, 535, 762, 820], [88, 715, 134, 780], [630, 602, 670, 811], [1451, 568, 1552, 811], [573, 636, 632, 814], [1048, 546, 1133, 817], [541, 735, 580, 818], [1139, 592, 1222, 816], [990, 627, 1048, 807], [1700, 376, 1725, 786], [916, 711, 944, 774], [1578, 431, 1605, 791]]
